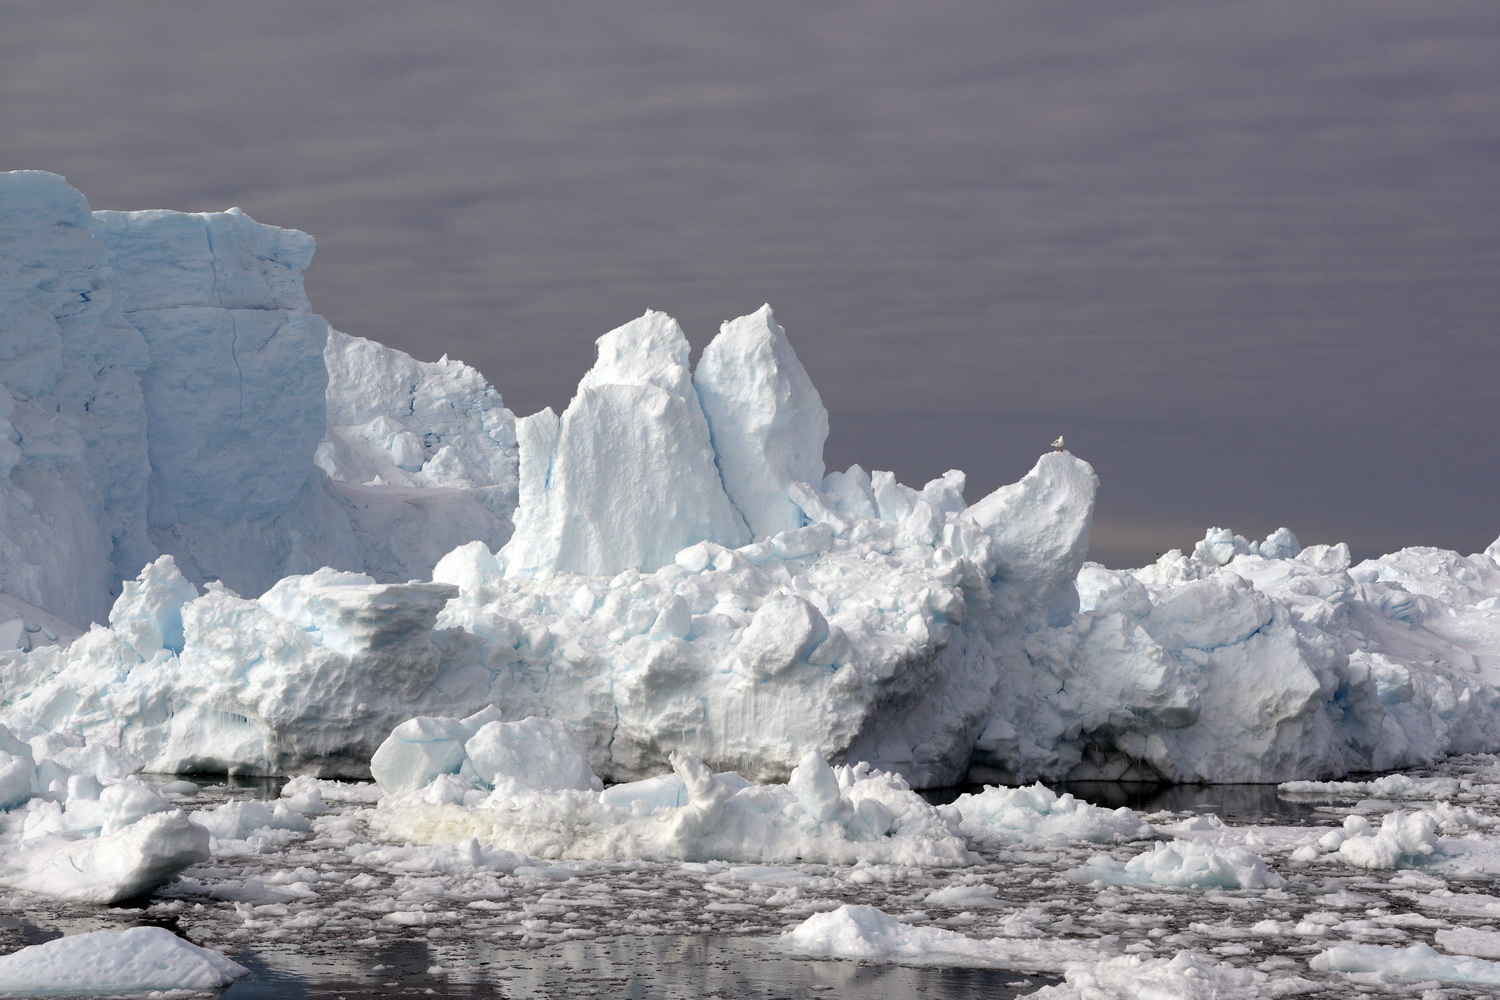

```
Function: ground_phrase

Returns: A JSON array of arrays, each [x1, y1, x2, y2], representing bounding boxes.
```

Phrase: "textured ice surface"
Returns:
[[0, 558, 466, 776], [1010, 527, 1500, 783]]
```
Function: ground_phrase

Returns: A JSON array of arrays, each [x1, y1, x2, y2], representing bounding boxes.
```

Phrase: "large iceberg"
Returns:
[[2, 170, 1499, 790]]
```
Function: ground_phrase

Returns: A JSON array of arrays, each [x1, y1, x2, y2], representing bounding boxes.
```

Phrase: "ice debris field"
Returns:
[[1, 168, 1500, 995]]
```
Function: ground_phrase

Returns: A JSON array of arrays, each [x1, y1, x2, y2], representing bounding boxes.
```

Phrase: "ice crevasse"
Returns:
[[2, 169, 1500, 788]]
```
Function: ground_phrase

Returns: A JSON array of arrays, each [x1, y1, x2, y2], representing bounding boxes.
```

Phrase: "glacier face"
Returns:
[[0, 171, 517, 637], [2, 170, 1499, 789]]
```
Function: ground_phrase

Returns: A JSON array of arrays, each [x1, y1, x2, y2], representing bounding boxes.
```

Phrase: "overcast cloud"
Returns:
[[3, 1, 1496, 565]]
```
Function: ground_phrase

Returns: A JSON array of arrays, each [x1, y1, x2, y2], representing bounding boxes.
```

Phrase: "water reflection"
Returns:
[[218, 934, 1059, 1000]]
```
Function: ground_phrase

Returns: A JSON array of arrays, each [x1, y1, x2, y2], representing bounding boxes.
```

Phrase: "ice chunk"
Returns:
[[951, 783, 1153, 846], [1069, 838, 1284, 889], [735, 596, 829, 678], [779, 903, 1108, 971], [968, 451, 1098, 627], [1311, 941, 1500, 987], [0, 926, 246, 991], [1334, 810, 1440, 869], [0, 809, 209, 904], [370, 716, 476, 795], [464, 717, 602, 793]]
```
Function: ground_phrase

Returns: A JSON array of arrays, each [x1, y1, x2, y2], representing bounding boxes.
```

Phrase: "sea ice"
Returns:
[[1027, 950, 1318, 999], [0, 724, 208, 904], [1311, 940, 1500, 987], [370, 744, 976, 867], [1067, 838, 1284, 890], [779, 903, 1109, 972]]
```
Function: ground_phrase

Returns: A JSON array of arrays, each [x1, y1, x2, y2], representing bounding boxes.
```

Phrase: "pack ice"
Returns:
[[3, 170, 1500, 790]]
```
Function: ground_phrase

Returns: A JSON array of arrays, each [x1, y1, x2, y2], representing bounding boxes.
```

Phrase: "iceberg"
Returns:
[[3, 169, 1500, 792]]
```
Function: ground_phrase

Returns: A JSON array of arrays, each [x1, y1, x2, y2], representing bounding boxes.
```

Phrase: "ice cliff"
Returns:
[[0, 171, 516, 634], [3, 170, 1499, 788]]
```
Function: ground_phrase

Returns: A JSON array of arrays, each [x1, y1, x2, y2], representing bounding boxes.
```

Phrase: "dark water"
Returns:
[[213, 936, 1058, 1000]]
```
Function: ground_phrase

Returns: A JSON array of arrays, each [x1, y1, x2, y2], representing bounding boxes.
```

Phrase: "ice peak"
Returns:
[[696, 305, 828, 539], [581, 310, 693, 396]]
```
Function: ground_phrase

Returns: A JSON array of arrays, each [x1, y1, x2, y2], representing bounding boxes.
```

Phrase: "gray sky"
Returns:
[[4, 1, 1496, 566]]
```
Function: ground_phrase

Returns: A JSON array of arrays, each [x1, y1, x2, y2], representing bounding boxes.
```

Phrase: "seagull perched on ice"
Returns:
[[1051, 436, 1065, 450]]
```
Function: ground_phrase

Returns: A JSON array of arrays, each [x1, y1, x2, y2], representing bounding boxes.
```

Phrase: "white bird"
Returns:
[[1051, 436, 1065, 450]]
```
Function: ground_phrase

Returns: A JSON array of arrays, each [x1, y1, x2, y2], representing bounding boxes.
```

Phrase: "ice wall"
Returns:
[[0, 172, 151, 627], [88, 205, 352, 595], [0, 171, 519, 632], [316, 329, 518, 579]]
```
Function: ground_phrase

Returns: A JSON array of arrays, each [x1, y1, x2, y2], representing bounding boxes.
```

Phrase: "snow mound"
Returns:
[[0, 926, 246, 991]]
